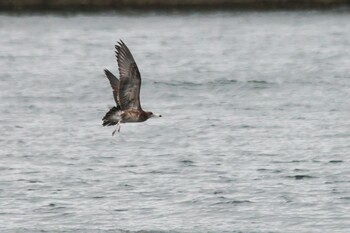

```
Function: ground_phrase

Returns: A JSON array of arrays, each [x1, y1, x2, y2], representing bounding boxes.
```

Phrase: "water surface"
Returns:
[[0, 10, 350, 233]]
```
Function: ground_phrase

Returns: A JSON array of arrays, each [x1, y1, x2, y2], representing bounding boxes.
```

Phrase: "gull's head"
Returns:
[[146, 111, 162, 119]]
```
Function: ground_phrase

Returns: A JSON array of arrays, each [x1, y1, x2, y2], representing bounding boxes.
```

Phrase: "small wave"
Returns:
[[179, 160, 195, 166], [120, 164, 138, 168], [257, 153, 278, 157], [212, 199, 252, 205], [257, 168, 282, 173], [329, 160, 343, 163], [240, 124, 254, 129], [287, 175, 316, 180], [215, 79, 238, 85], [213, 191, 224, 195], [152, 79, 275, 89], [92, 196, 106, 199], [153, 79, 238, 87], [272, 160, 308, 164], [17, 179, 43, 183], [125, 231, 179, 233], [153, 80, 202, 87], [119, 230, 178, 233], [325, 180, 350, 184], [293, 169, 308, 172], [247, 80, 270, 84], [114, 208, 128, 212]]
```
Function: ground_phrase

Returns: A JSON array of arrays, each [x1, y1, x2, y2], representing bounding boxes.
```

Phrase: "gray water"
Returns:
[[1, 10, 350, 233]]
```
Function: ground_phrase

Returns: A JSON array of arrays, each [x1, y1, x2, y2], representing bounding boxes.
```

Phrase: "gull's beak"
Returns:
[[153, 113, 162, 118]]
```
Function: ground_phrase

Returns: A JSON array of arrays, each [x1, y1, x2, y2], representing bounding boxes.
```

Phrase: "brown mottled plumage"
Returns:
[[102, 40, 161, 135]]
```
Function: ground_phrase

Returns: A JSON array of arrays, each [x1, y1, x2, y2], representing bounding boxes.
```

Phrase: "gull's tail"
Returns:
[[102, 106, 121, 126]]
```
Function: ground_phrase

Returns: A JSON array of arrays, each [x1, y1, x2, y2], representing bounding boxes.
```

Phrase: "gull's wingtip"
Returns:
[[104, 69, 112, 76], [115, 39, 124, 49]]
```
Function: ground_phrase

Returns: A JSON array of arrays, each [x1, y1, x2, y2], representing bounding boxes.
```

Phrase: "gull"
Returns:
[[102, 40, 161, 135]]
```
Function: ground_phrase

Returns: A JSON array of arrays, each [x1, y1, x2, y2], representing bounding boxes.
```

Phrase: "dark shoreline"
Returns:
[[1, 0, 350, 11]]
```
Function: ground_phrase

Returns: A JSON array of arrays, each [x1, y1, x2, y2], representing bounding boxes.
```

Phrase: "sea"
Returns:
[[0, 9, 349, 233]]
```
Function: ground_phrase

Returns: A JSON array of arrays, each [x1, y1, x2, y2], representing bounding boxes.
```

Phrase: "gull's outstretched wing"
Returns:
[[115, 40, 142, 111], [104, 69, 120, 108]]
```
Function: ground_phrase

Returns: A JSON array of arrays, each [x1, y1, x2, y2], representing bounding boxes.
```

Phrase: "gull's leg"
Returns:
[[112, 120, 121, 136], [112, 128, 117, 136], [117, 122, 121, 132]]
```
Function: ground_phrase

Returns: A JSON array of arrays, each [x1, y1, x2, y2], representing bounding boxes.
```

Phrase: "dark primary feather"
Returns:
[[115, 40, 142, 111], [104, 69, 120, 107]]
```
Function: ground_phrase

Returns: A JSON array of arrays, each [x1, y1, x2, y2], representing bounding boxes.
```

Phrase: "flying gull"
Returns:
[[102, 40, 161, 135]]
